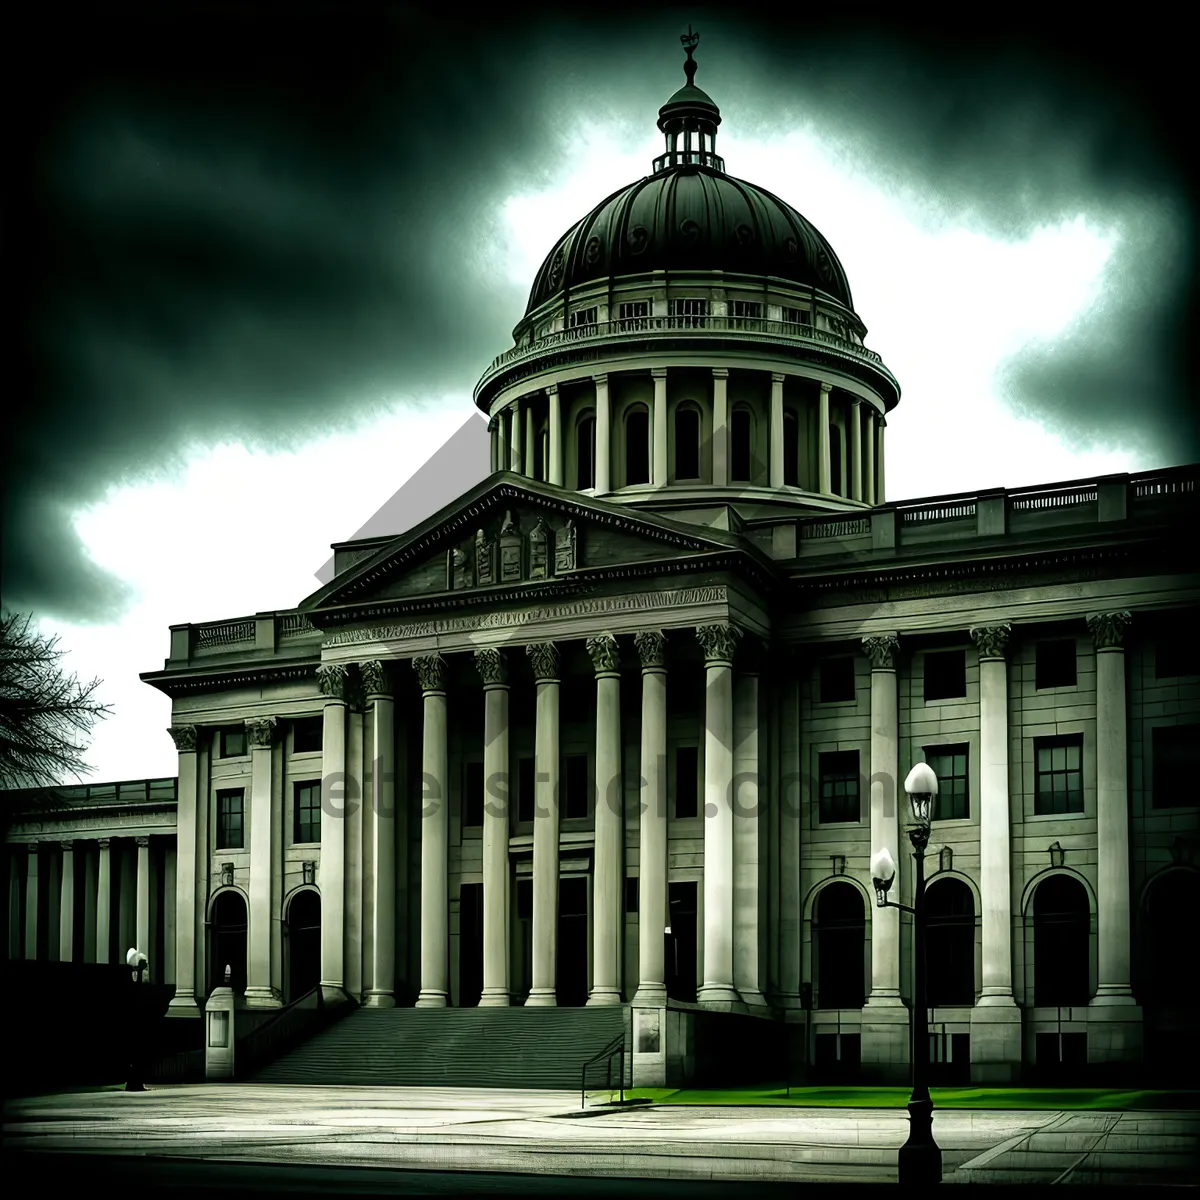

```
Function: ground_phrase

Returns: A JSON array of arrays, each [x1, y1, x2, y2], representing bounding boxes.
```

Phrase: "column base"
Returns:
[[861, 1002, 910, 1083], [1090, 986, 1140, 1006], [362, 990, 396, 1009], [320, 983, 350, 1006], [970, 996, 1021, 1083], [524, 988, 558, 1007], [864, 988, 905, 1007], [632, 983, 667, 1007], [166, 993, 201, 1018], [479, 989, 511, 1007], [586, 988, 622, 1006], [1086, 997, 1144, 1065], [696, 983, 742, 1010], [738, 987, 769, 1011], [242, 985, 282, 1008], [415, 990, 448, 1008]]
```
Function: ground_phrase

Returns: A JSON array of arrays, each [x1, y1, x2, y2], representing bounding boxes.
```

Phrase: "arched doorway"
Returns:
[[1032, 874, 1090, 1007], [209, 890, 248, 996], [286, 889, 321, 1001], [925, 878, 975, 1006], [814, 882, 865, 1009], [1139, 870, 1198, 1077]]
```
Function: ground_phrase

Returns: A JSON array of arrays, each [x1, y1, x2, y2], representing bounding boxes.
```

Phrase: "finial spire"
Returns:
[[681, 25, 700, 86]]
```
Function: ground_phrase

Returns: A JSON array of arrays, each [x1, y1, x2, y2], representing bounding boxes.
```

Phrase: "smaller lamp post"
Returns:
[[125, 948, 148, 1093], [870, 762, 942, 1186]]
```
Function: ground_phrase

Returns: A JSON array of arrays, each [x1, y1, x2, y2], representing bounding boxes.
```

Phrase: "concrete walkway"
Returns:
[[4, 1085, 1197, 1186]]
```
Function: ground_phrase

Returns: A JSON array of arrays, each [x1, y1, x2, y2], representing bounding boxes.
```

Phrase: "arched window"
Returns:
[[285, 890, 321, 1002], [730, 407, 753, 483], [674, 405, 701, 481], [815, 882, 865, 1009], [783, 410, 799, 487], [1140, 871, 1194, 1007], [1032, 874, 1090, 1007], [576, 412, 595, 490], [209, 890, 248, 996], [925, 878, 975, 1007], [830, 424, 843, 496], [625, 405, 650, 486]]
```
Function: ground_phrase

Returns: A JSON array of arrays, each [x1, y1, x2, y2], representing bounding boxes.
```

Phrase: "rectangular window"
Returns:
[[618, 300, 650, 328], [293, 781, 321, 844], [568, 306, 598, 329], [517, 756, 536, 824], [564, 754, 589, 820], [1156, 637, 1200, 678], [292, 716, 322, 753], [219, 727, 246, 758], [625, 876, 639, 914], [924, 744, 970, 820], [818, 750, 860, 824], [1035, 640, 1077, 690], [731, 299, 763, 325], [216, 788, 244, 849], [782, 305, 811, 326], [674, 746, 699, 819], [1034, 734, 1084, 815], [668, 297, 707, 327], [1153, 724, 1199, 809], [463, 760, 484, 827], [924, 649, 966, 702], [819, 657, 856, 704]]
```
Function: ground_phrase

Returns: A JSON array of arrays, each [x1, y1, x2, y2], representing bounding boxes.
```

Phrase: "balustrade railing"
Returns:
[[1010, 487, 1097, 511], [901, 501, 976, 524], [195, 619, 255, 649]]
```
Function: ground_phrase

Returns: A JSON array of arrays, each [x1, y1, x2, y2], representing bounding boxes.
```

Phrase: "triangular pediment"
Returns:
[[300, 472, 758, 612]]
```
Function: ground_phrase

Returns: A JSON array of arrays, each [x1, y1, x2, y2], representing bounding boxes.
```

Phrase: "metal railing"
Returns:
[[580, 1030, 627, 1108], [237, 985, 357, 1079]]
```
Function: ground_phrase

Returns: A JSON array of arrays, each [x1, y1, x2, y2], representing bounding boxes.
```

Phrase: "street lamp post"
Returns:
[[870, 762, 942, 1186], [125, 947, 148, 1093]]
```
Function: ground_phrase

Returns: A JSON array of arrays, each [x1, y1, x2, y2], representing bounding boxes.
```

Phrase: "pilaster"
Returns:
[[527, 641, 561, 1006], [633, 631, 668, 1006], [475, 647, 511, 1006], [414, 652, 450, 1007]]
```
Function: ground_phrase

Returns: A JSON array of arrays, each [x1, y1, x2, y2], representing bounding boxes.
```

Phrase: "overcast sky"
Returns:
[[5, 7, 1195, 783]]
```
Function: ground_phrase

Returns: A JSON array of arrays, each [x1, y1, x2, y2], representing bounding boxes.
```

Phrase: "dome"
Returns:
[[523, 165, 855, 318]]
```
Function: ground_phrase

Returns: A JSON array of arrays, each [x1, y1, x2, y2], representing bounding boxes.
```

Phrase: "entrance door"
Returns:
[[286, 890, 321, 1001], [557, 876, 589, 1006], [458, 882, 483, 1007], [209, 890, 248, 996], [667, 881, 698, 1002]]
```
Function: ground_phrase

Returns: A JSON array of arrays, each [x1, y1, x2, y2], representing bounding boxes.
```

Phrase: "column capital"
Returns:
[[60, 838, 76, 852], [358, 659, 393, 698], [26, 842, 39, 855], [544, 382, 559, 395], [586, 632, 621, 675], [770, 371, 786, 385], [135, 835, 151, 848], [474, 646, 509, 687], [970, 623, 1013, 661], [634, 629, 668, 671], [592, 373, 609, 385], [819, 380, 833, 394], [413, 652, 448, 695], [245, 716, 278, 749], [1087, 610, 1132, 650], [97, 838, 111, 851], [526, 641, 560, 682], [710, 367, 729, 379], [650, 367, 668, 379], [696, 623, 742, 665], [168, 724, 198, 753], [861, 633, 900, 671], [317, 663, 351, 702]]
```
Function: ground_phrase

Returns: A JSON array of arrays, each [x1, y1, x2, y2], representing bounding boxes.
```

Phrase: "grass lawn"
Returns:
[[605, 1086, 1200, 1111]]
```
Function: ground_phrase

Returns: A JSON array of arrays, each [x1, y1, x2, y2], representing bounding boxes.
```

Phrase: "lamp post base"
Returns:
[[897, 1097, 942, 1185]]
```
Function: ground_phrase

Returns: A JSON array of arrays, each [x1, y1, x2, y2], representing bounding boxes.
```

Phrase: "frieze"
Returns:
[[8, 808, 178, 837], [526, 642, 560, 681], [323, 586, 729, 647]]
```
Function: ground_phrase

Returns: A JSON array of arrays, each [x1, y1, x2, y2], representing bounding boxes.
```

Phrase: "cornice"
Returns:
[[140, 661, 318, 698]]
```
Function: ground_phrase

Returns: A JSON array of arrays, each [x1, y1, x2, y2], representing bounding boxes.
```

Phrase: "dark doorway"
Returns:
[[667, 881, 698, 1002], [286, 890, 321, 1001], [557, 876, 589, 1007], [925, 879, 975, 1006], [1032, 874, 1090, 1007], [815, 882, 865, 1009], [458, 882, 483, 1007], [209, 890, 247, 996]]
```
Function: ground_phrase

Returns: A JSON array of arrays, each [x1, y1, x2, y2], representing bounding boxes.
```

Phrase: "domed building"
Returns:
[[5, 35, 1198, 1094]]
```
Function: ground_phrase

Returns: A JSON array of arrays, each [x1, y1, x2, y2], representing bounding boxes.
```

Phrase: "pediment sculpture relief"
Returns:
[[446, 511, 580, 590]]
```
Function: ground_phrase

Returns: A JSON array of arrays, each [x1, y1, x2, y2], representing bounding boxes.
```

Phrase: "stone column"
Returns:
[[167, 725, 199, 1011], [510, 401, 523, 474], [877, 418, 886, 504], [968, 624, 1021, 1081], [778, 663, 802, 1004], [711, 368, 729, 487], [526, 642, 561, 1006], [861, 633, 907, 1076], [25, 844, 38, 960], [769, 373, 785, 489], [8, 853, 21, 959], [547, 384, 563, 486], [651, 368, 668, 488], [96, 839, 111, 967], [82, 845, 97, 963], [587, 632, 623, 1005], [497, 410, 509, 472], [59, 840, 75, 962], [1088, 612, 1138, 1008], [414, 653, 450, 1007], [633, 631, 668, 1005], [245, 716, 279, 1006], [696, 623, 742, 1007], [850, 399, 863, 502], [118, 841, 135, 959], [135, 836, 152, 968], [318, 664, 349, 1001], [865, 408, 877, 506], [475, 647, 511, 1006], [818, 382, 832, 496], [733, 665, 767, 1008], [525, 404, 536, 480], [594, 374, 611, 495], [362, 661, 396, 1008]]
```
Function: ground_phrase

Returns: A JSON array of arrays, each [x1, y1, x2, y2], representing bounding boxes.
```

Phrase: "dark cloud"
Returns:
[[6, 6, 1195, 622]]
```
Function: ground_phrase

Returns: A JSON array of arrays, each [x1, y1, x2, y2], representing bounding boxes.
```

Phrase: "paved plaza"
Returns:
[[3, 1085, 1197, 1187]]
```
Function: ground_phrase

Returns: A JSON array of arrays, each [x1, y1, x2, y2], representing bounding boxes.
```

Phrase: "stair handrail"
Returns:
[[237, 985, 357, 1078], [580, 1029, 627, 1109]]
